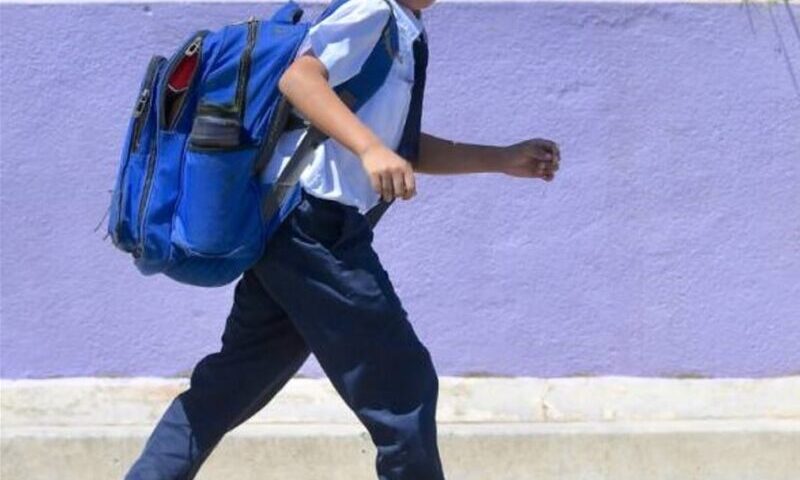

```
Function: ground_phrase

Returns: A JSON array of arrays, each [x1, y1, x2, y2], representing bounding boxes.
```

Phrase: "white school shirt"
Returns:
[[259, 0, 425, 214]]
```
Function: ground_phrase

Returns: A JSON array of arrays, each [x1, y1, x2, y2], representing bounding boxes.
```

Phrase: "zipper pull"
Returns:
[[234, 15, 257, 25], [133, 88, 150, 118], [184, 36, 202, 56]]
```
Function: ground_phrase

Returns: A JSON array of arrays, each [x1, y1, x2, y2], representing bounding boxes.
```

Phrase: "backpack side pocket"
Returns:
[[171, 145, 264, 258], [169, 20, 265, 260]]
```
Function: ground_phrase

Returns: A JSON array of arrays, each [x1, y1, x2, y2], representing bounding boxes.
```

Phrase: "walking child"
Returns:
[[125, 0, 560, 478]]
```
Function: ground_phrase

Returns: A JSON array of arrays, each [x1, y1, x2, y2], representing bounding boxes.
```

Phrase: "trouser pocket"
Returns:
[[291, 191, 349, 251]]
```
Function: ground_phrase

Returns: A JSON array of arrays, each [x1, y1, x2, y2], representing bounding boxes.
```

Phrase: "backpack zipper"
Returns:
[[131, 56, 166, 152], [113, 55, 165, 248], [133, 32, 206, 258], [235, 17, 259, 122], [160, 32, 207, 130], [133, 23, 255, 258], [132, 139, 159, 258]]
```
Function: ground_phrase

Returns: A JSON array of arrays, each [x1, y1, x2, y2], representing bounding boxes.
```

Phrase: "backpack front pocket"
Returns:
[[109, 55, 166, 251], [160, 31, 208, 131], [171, 145, 264, 257]]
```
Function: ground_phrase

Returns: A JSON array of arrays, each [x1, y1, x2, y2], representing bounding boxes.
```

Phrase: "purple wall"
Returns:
[[1, 1, 799, 379]]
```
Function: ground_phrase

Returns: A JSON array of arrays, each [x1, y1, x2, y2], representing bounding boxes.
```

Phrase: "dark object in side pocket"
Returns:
[[189, 110, 242, 149]]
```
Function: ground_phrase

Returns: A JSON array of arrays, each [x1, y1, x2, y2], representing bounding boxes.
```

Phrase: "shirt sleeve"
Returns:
[[299, 0, 392, 88]]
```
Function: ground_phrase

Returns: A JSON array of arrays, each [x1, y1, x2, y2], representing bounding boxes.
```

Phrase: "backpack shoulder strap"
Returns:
[[333, 2, 399, 111], [260, 1, 399, 224]]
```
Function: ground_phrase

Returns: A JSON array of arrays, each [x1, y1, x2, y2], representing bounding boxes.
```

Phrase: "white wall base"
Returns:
[[2, 376, 800, 479]]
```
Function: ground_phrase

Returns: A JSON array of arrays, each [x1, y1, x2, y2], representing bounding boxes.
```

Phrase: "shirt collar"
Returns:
[[387, 0, 424, 42]]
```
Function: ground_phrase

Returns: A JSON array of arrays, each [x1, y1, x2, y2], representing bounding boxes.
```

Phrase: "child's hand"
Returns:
[[359, 143, 417, 202], [501, 138, 561, 182]]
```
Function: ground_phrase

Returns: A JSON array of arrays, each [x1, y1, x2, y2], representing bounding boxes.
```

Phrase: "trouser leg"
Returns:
[[254, 192, 446, 480], [124, 269, 310, 480]]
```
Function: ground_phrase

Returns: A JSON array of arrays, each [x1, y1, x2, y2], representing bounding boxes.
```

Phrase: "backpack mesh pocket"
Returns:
[[171, 145, 264, 258]]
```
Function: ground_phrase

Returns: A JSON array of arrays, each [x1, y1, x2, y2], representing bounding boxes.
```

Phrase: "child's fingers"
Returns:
[[537, 162, 551, 176], [533, 139, 560, 166], [538, 150, 559, 171], [369, 173, 382, 196], [403, 168, 416, 199], [540, 139, 559, 156], [551, 143, 561, 167], [373, 175, 401, 201], [528, 145, 551, 163], [536, 146, 559, 165], [380, 174, 394, 202], [536, 162, 547, 176], [537, 161, 557, 181], [392, 171, 405, 201]]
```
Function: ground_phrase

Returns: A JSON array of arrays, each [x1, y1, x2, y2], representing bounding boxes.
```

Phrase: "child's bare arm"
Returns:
[[416, 132, 560, 181], [279, 53, 380, 162], [279, 53, 417, 201]]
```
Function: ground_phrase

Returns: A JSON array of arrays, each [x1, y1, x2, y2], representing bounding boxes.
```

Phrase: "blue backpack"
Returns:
[[106, 0, 399, 287]]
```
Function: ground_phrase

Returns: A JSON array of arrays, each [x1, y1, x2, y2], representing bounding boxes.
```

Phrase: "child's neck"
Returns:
[[396, 0, 434, 13]]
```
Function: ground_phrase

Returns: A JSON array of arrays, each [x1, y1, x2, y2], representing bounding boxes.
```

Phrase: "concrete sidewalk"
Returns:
[[2, 376, 800, 479]]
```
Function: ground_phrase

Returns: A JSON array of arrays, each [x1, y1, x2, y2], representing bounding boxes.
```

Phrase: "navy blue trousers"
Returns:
[[125, 190, 445, 480]]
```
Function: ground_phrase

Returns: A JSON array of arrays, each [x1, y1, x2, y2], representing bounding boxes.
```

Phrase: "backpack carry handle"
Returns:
[[271, 1, 304, 25]]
